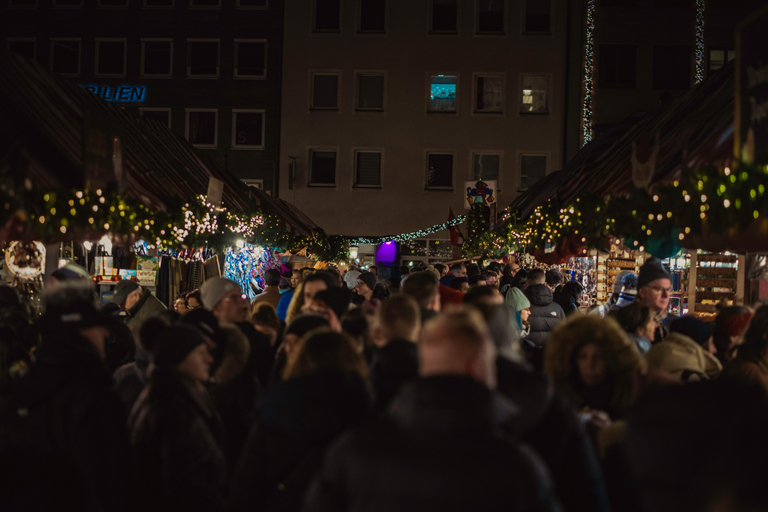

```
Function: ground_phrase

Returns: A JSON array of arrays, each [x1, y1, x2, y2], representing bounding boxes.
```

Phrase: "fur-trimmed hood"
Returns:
[[544, 315, 644, 416]]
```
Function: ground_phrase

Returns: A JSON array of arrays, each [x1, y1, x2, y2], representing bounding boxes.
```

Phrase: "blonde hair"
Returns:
[[285, 282, 306, 326], [282, 327, 368, 381]]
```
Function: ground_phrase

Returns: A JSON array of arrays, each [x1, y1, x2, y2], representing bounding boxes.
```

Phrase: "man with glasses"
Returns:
[[636, 257, 677, 343]]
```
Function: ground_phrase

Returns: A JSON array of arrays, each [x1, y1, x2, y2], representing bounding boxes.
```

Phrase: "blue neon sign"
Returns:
[[81, 84, 146, 103]]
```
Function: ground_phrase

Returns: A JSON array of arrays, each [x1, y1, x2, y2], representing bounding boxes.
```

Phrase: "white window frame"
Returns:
[[189, 0, 221, 8], [185, 108, 219, 149], [97, 0, 128, 8], [352, 148, 384, 188], [427, 72, 459, 113], [139, 107, 172, 128], [425, 150, 456, 190], [231, 109, 266, 150], [470, 151, 504, 189], [236, 0, 268, 9], [472, 72, 505, 114], [187, 38, 220, 79], [475, 0, 506, 35], [519, 73, 551, 115], [5, 37, 36, 59], [309, 71, 341, 110], [95, 38, 127, 77], [50, 38, 81, 76], [242, 178, 264, 190], [52, 0, 83, 8], [143, 0, 175, 8], [357, 0, 387, 34], [355, 71, 386, 111], [308, 147, 339, 187], [517, 151, 549, 191], [234, 39, 267, 79], [140, 38, 174, 78], [8, 0, 38, 9]]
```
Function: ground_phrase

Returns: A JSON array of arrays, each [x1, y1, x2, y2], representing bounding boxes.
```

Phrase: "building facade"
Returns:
[[279, 0, 570, 237], [3, 0, 283, 194]]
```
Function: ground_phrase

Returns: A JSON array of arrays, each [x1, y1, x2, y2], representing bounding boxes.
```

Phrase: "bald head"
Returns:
[[419, 308, 496, 388]]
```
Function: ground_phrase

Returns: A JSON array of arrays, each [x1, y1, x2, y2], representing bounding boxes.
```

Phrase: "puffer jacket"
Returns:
[[525, 285, 565, 347]]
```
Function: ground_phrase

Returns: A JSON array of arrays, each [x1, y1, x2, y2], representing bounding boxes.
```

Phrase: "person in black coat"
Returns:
[[524, 278, 565, 371], [228, 329, 371, 512], [0, 284, 133, 512], [129, 324, 228, 512], [553, 280, 584, 317], [303, 309, 560, 512]]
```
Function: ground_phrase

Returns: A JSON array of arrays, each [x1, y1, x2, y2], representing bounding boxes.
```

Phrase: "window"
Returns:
[[472, 153, 500, 182], [431, 0, 458, 33], [474, 74, 503, 113], [520, 75, 548, 113], [598, 44, 636, 88], [98, 0, 128, 7], [477, 0, 504, 34], [8, 0, 38, 8], [232, 110, 265, 149], [6, 39, 35, 60], [523, 0, 550, 33], [234, 40, 266, 78], [359, 0, 386, 32], [50, 39, 80, 76], [237, 0, 268, 7], [190, 0, 220, 7], [144, 0, 174, 7], [141, 39, 173, 77], [96, 39, 127, 76], [428, 75, 457, 112], [426, 152, 454, 189], [520, 154, 546, 189], [53, 0, 82, 7], [185, 109, 218, 147], [653, 45, 691, 90], [187, 40, 219, 77], [140, 108, 171, 128], [709, 47, 735, 72], [309, 150, 337, 185], [311, 73, 339, 109], [356, 73, 385, 110], [314, 0, 341, 32], [354, 150, 382, 187]]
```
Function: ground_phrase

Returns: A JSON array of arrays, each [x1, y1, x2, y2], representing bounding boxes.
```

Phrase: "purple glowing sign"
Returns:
[[376, 241, 397, 267]]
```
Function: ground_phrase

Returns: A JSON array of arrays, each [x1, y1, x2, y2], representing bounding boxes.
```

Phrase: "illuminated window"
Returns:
[[309, 150, 337, 185], [235, 40, 266, 78], [140, 108, 171, 128], [50, 39, 80, 76], [185, 109, 218, 147], [311, 73, 339, 109], [474, 74, 503, 113], [477, 0, 504, 34], [96, 39, 127, 77], [520, 75, 548, 113], [708, 47, 735, 72], [356, 72, 385, 110], [354, 150, 382, 187], [231, 110, 265, 149], [141, 39, 173, 77], [431, 0, 458, 33], [428, 74, 457, 112], [426, 152, 454, 189], [187, 39, 219, 77]]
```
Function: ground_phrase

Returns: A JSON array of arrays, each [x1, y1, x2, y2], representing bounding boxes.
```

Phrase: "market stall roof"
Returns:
[[245, 185, 319, 237], [0, 49, 256, 213]]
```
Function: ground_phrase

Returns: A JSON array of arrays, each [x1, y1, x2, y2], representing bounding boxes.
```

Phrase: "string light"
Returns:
[[582, 0, 595, 146], [695, 0, 705, 84]]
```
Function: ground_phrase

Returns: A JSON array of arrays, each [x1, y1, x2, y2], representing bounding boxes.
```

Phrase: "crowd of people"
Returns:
[[2, 255, 768, 512]]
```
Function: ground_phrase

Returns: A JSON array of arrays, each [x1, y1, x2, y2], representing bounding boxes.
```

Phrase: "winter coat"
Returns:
[[276, 291, 293, 321], [303, 375, 561, 512], [228, 371, 371, 512], [525, 285, 565, 347], [237, 321, 274, 389], [723, 357, 768, 394], [369, 339, 419, 412], [113, 348, 151, 414], [646, 332, 722, 382], [125, 289, 167, 336], [553, 291, 579, 317], [0, 335, 132, 512], [104, 319, 136, 375], [129, 371, 228, 512], [496, 356, 609, 512], [252, 286, 282, 312]]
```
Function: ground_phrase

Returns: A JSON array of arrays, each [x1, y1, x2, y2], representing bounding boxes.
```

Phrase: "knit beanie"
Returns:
[[200, 277, 240, 309], [313, 287, 351, 320], [358, 271, 377, 291], [670, 316, 714, 348], [343, 270, 361, 290], [505, 287, 531, 312], [377, 266, 391, 281], [613, 270, 634, 294], [638, 257, 672, 289], [153, 324, 207, 369], [714, 306, 753, 337], [110, 280, 139, 306], [615, 273, 638, 308]]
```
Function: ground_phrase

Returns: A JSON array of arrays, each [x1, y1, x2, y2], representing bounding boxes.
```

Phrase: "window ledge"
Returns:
[[424, 187, 454, 191], [519, 111, 551, 115], [355, 108, 385, 113], [426, 110, 458, 114], [307, 183, 336, 188], [310, 107, 340, 112], [353, 185, 382, 189], [474, 110, 504, 115]]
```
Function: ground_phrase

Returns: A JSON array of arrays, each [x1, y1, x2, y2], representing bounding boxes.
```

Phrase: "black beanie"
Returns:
[[154, 324, 207, 369], [671, 316, 714, 348], [638, 257, 672, 289], [358, 271, 377, 291], [313, 287, 351, 320]]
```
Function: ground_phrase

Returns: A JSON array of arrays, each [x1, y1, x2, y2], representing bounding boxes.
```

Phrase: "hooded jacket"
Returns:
[[525, 284, 565, 347], [646, 332, 722, 382], [303, 375, 561, 512]]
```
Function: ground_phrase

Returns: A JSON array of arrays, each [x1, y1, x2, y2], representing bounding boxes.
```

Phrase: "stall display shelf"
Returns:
[[690, 252, 742, 314]]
